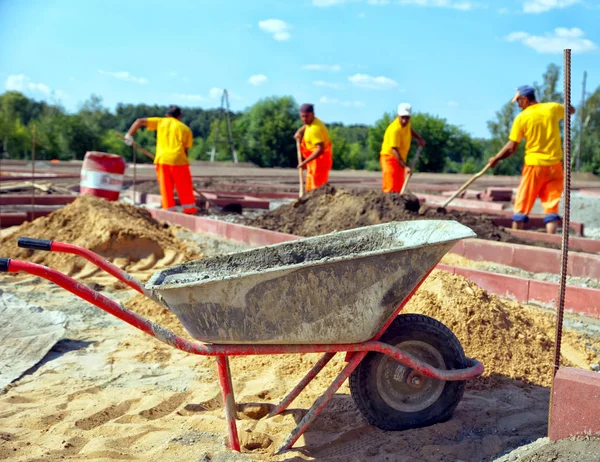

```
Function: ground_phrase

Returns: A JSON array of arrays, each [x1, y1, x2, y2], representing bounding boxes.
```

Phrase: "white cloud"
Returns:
[[248, 74, 268, 86], [5, 74, 50, 95], [498, 7, 509, 13], [98, 70, 148, 85], [358, 11, 366, 17], [258, 19, 291, 41], [4, 74, 69, 100], [302, 64, 342, 72], [348, 73, 398, 89], [367, 0, 390, 4], [397, 0, 474, 10], [168, 71, 178, 78], [320, 96, 365, 107], [505, 27, 597, 54], [313, 80, 343, 89], [448, 101, 459, 107], [523, 0, 580, 14], [173, 93, 207, 103]]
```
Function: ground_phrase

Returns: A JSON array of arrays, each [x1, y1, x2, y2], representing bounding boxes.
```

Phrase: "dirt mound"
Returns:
[[404, 271, 557, 387], [247, 185, 523, 243], [0, 195, 198, 276]]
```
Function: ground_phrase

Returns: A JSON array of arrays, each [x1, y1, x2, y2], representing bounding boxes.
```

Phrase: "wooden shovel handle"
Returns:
[[115, 133, 155, 161], [441, 163, 492, 208], [296, 140, 305, 198]]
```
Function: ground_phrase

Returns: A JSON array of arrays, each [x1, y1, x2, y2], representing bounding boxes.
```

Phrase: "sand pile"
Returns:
[[0, 195, 199, 276], [248, 185, 523, 243], [404, 271, 557, 387]]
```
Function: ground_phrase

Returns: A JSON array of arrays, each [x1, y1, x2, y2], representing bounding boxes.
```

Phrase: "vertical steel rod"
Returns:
[[553, 49, 572, 377]]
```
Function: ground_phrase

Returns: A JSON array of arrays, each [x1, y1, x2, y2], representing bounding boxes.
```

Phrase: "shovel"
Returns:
[[115, 133, 155, 161], [297, 140, 305, 198], [440, 163, 492, 209], [400, 145, 423, 195]]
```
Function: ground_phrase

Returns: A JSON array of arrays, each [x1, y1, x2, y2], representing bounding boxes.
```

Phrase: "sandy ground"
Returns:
[[0, 275, 553, 462], [2, 267, 599, 461], [494, 436, 600, 462]]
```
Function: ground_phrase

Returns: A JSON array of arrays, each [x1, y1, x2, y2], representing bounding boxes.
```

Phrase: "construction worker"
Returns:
[[124, 105, 198, 214], [380, 103, 426, 193], [293, 104, 333, 192], [488, 85, 576, 234]]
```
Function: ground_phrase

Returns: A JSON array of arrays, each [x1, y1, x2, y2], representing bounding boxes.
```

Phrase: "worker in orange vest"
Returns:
[[380, 103, 426, 193], [293, 104, 333, 192], [124, 105, 198, 214], [489, 85, 575, 234]]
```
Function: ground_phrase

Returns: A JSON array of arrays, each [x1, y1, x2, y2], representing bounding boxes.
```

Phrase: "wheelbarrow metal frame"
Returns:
[[0, 238, 484, 454]]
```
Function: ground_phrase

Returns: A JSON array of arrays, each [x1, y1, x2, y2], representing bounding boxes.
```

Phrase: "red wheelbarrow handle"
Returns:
[[17, 237, 147, 295], [0, 256, 483, 381]]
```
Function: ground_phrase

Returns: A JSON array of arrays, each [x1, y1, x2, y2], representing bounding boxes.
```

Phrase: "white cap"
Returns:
[[397, 103, 412, 116]]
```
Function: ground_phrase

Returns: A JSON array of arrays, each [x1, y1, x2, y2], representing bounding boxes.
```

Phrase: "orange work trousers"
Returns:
[[380, 155, 405, 193], [155, 164, 198, 214], [300, 141, 333, 192], [513, 163, 563, 223]]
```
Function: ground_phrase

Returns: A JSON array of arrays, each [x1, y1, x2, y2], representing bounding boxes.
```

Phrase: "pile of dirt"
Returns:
[[247, 185, 525, 243], [404, 271, 557, 387], [0, 195, 199, 276]]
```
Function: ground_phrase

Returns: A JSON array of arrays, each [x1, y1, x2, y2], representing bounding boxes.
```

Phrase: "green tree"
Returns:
[[576, 86, 600, 174], [534, 63, 562, 103], [238, 96, 300, 168]]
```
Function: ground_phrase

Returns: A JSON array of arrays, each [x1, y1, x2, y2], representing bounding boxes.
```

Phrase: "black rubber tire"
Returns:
[[350, 314, 467, 431]]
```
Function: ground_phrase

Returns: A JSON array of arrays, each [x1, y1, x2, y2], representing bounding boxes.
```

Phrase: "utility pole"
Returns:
[[210, 89, 238, 163], [575, 71, 587, 172]]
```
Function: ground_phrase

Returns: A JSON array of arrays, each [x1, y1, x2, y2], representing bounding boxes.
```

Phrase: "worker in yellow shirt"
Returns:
[[489, 85, 575, 234], [124, 105, 198, 214], [380, 103, 426, 193], [293, 104, 333, 192]]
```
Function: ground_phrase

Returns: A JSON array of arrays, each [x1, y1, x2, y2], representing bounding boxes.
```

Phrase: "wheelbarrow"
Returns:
[[0, 220, 484, 454]]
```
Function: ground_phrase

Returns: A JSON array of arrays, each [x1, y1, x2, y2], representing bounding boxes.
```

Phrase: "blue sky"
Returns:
[[1, 0, 598, 138]]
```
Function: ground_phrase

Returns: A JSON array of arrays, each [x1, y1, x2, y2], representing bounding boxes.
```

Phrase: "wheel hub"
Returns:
[[376, 340, 447, 413]]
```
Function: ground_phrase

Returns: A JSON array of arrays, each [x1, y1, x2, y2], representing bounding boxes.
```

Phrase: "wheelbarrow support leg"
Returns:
[[216, 356, 240, 452], [277, 351, 367, 454], [269, 352, 335, 418]]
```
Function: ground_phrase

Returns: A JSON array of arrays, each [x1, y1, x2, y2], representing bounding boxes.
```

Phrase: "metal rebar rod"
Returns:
[[553, 49, 572, 377]]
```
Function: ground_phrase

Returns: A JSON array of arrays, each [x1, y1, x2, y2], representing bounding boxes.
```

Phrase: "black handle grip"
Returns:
[[0, 258, 10, 272], [18, 237, 53, 251]]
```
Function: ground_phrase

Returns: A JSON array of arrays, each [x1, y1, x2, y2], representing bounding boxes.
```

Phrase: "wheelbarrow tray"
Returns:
[[146, 220, 475, 345]]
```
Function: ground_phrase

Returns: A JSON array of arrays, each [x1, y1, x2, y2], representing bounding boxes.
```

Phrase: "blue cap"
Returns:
[[511, 85, 536, 102]]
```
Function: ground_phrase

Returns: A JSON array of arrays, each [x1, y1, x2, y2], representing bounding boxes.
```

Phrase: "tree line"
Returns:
[[1, 64, 598, 176]]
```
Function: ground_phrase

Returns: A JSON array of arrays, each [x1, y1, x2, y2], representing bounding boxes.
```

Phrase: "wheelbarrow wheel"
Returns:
[[350, 313, 466, 431]]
